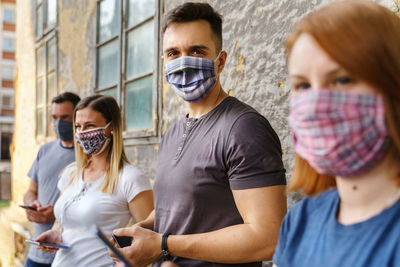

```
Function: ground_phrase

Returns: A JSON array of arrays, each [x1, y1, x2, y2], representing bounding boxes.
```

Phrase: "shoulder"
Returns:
[[219, 97, 261, 122], [38, 140, 59, 153], [287, 189, 338, 222], [120, 163, 143, 179]]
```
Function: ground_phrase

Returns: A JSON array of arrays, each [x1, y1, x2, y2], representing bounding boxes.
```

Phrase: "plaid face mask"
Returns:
[[75, 122, 112, 155], [164, 54, 220, 103], [288, 90, 388, 177]]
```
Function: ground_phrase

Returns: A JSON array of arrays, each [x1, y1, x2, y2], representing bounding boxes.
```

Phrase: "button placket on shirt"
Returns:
[[175, 118, 196, 159]]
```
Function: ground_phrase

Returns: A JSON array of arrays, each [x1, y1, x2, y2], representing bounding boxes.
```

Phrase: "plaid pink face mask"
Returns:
[[288, 90, 388, 177]]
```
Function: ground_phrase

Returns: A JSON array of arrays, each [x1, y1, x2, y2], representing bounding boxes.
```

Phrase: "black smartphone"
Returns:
[[112, 234, 133, 248], [94, 226, 132, 267], [19, 204, 37, 211], [26, 240, 69, 249]]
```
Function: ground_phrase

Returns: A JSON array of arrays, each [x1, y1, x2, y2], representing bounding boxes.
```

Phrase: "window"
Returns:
[[3, 38, 15, 52], [35, 0, 57, 38], [2, 66, 14, 81], [2, 94, 13, 108], [96, 0, 159, 139], [3, 9, 15, 24], [1, 132, 12, 160], [35, 0, 57, 138], [36, 38, 57, 137]]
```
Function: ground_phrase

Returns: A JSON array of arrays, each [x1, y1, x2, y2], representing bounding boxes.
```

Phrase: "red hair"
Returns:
[[286, 0, 400, 196]]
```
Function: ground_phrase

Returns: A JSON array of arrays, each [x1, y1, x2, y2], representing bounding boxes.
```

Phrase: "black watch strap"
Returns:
[[161, 233, 171, 261]]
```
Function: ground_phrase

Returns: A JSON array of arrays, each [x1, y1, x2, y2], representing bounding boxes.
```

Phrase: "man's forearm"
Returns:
[[24, 191, 37, 205], [138, 210, 155, 230], [167, 223, 279, 263]]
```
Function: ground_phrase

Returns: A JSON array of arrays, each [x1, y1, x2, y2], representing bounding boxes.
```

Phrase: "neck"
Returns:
[[60, 140, 74, 148], [336, 152, 400, 225], [187, 82, 228, 118], [87, 146, 111, 172]]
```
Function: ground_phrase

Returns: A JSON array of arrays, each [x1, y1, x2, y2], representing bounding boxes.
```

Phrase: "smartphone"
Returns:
[[94, 226, 132, 267], [19, 204, 37, 211], [112, 234, 132, 248], [26, 240, 69, 249]]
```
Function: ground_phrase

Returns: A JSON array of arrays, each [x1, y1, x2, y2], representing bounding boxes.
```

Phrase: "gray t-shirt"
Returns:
[[153, 97, 286, 267], [27, 139, 75, 264]]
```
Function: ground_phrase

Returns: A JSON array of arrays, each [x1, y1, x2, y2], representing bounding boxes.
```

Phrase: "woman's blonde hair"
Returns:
[[66, 94, 129, 194], [286, 1, 400, 196]]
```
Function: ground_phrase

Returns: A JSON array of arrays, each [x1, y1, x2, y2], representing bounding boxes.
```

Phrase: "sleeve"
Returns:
[[272, 212, 290, 266], [120, 165, 152, 203], [226, 112, 286, 190], [57, 164, 75, 192], [27, 146, 43, 182]]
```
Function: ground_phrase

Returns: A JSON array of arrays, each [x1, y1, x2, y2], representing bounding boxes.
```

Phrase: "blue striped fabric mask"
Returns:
[[164, 54, 220, 102]]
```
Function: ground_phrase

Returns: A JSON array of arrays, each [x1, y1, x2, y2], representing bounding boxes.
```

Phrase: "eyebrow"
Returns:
[[163, 45, 210, 54], [290, 68, 345, 80]]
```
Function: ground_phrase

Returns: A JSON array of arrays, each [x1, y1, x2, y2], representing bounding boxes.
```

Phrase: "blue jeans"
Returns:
[[25, 258, 52, 267]]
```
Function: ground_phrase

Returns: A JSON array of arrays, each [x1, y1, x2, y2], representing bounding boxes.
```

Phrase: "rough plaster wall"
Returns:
[[58, 0, 96, 95], [162, 0, 398, 209]]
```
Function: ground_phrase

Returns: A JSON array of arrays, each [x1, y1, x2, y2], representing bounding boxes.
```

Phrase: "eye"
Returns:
[[191, 48, 205, 56], [334, 76, 354, 86], [167, 50, 179, 58], [293, 82, 311, 91], [75, 125, 81, 130]]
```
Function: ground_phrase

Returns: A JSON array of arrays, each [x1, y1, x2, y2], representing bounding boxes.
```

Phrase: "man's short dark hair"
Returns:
[[51, 92, 81, 108], [162, 2, 223, 52]]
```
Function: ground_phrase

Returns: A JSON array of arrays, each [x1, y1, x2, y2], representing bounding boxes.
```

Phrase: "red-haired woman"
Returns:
[[273, 1, 400, 266]]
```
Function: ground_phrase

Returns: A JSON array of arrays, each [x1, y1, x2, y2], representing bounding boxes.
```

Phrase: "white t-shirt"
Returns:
[[52, 163, 152, 267]]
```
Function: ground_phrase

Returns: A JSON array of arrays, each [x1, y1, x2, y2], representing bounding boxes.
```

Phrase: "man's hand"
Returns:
[[26, 201, 55, 224], [109, 225, 162, 267]]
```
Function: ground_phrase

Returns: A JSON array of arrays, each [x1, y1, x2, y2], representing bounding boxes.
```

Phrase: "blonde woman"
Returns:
[[36, 95, 154, 266]]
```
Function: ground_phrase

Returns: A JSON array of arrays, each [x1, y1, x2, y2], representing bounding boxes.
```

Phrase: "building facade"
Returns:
[[0, 0, 398, 266]]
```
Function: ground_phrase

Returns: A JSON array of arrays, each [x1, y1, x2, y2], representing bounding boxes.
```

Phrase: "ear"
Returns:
[[216, 51, 227, 74], [161, 55, 164, 61]]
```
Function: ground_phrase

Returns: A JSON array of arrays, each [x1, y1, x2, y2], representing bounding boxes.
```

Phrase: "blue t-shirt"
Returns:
[[273, 189, 400, 267]]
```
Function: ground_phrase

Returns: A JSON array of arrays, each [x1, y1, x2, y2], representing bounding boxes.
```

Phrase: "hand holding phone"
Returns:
[[19, 204, 37, 211], [94, 226, 132, 267], [112, 234, 133, 248], [26, 240, 69, 250]]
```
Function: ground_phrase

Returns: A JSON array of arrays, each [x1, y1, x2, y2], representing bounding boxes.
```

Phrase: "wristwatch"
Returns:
[[161, 233, 171, 260]]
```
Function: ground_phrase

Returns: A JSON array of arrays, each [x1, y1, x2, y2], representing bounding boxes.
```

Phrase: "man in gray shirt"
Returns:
[[23, 92, 80, 267], [112, 3, 286, 266]]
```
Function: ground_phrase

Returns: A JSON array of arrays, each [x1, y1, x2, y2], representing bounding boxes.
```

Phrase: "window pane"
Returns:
[[3, 38, 15, 52], [98, 0, 120, 43], [36, 5, 43, 37], [2, 95, 11, 107], [97, 40, 119, 89], [47, 72, 57, 104], [37, 46, 45, 76], [47, 38, 56, 72], [3, 9, 15, 24], [126, 20, 154, 80], [127, 0, 155, 27], [125, 76, 153, 131], [36, 77, 45, 106], [46, 0, 57, 29], [100, 87, 118, 101], [36, 108, 44, 136], [2, 67, 13, 80]]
